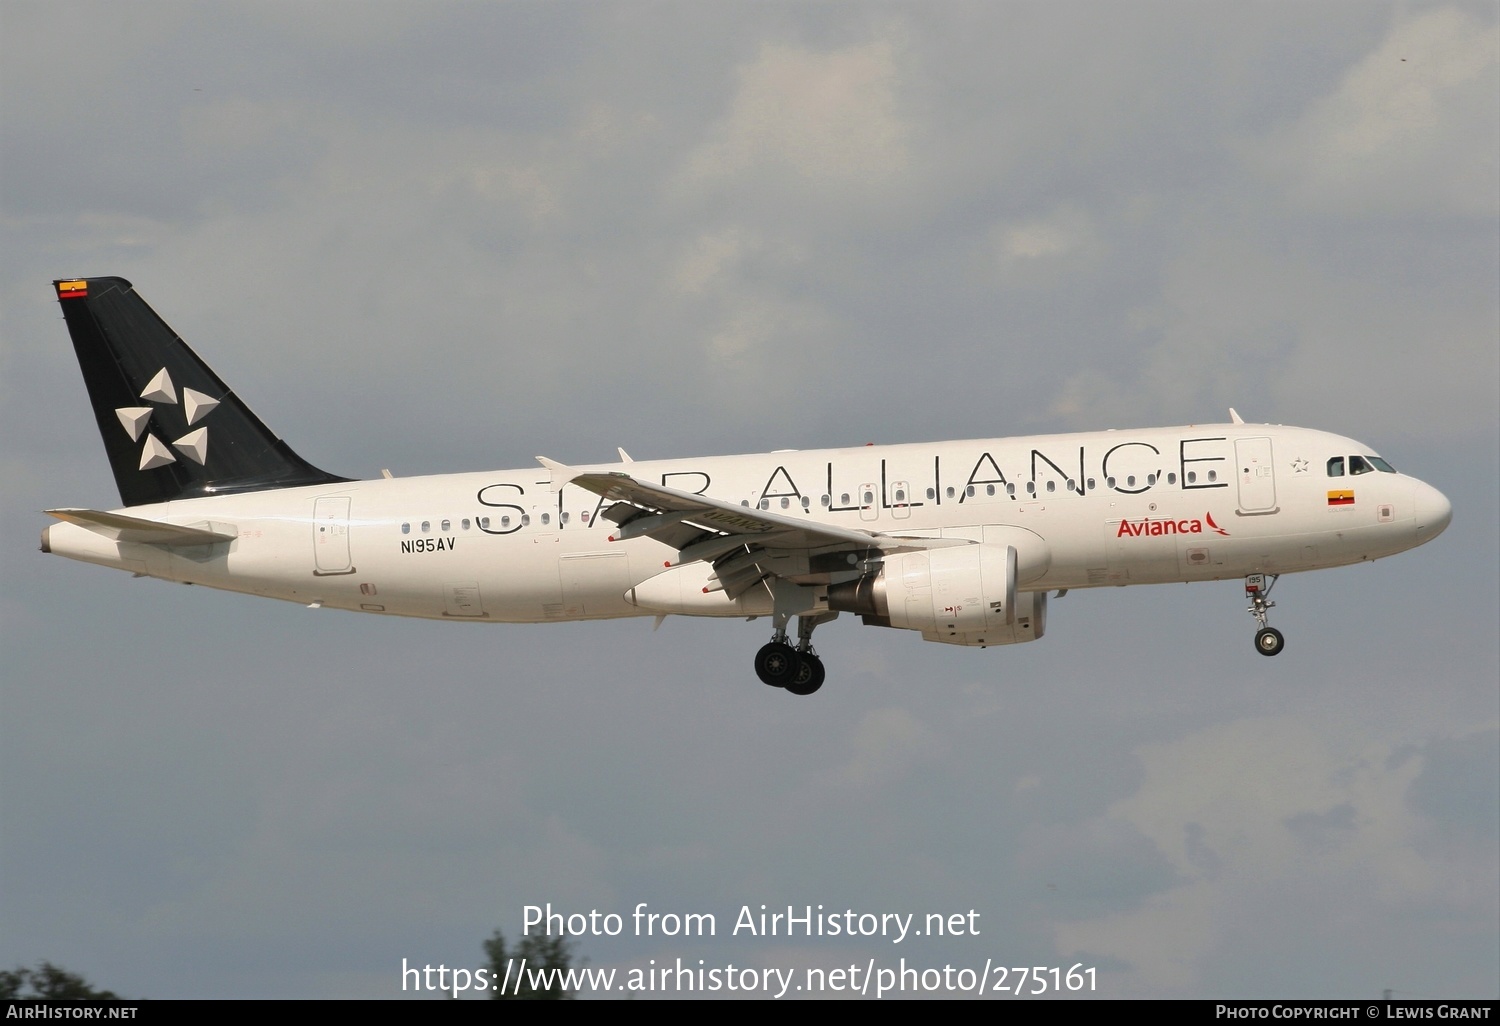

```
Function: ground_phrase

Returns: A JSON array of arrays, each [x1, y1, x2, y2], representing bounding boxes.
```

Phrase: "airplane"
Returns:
[[41, 277, 1453, 696]]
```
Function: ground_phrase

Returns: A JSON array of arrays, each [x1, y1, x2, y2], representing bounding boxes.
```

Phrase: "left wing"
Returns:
[[540, 460, 966, 600]]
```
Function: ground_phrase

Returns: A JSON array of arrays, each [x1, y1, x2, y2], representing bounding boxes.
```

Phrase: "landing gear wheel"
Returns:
[[755, 642, 802, 687], [1255, 627, 1284, 657], [785, 653, 825, 696], [1244, 574, 1284, 658]]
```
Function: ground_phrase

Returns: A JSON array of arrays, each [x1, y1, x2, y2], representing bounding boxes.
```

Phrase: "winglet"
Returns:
[[535, 456, 577, 489], [617, 447, 634, 463], [1229, 408, 1245, 424]]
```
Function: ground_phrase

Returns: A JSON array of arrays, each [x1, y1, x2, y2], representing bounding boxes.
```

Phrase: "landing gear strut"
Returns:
[[754, 613, 832, 695], [1245, 573, 1284, 656]]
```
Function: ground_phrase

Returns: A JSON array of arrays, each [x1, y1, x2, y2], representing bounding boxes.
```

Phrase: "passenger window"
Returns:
[[1327, 457, 1345, 477], [1349, 455, 1373, 475], [520, 514, 530, 527], [895, 489, 906, 502], [840, 493, 850, 505], [461, 519, 470, 530], [421, 521, 430, 533], [925, 488, 935, 500], [1207, 470, 1217, 482], [1186, 472, 1196, 484], [1026, 481, 1035, 494], [1046, 481, 1055, 492], [1087, 478, 1096, 490], [561, 512, 570, 524], [759, 499, 769, 510], [801, 496, 810, 510], [1007, 483, 1016, 496], [479, 517, 490, 529], [441, 519, 451, 532], [501, 515, 511, 527], [780, 497, 790, 509], [965, 486, 975, 498], [401, 523, 410, 534], [581, 511, 590, 523], [1107, 476, 1117, 488], [1166, 473, 1176, 485], [985, 484, 994, 496], [1066, 479, 1076, 491], [862, 491, 874, 505], [541, 513, 550, 525], [945, 487, 955, 499], [1127, 475, 1136, 487], [821, 495, 830, 507]]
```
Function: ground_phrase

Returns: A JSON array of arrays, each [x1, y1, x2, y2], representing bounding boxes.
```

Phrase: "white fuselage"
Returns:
[[43, 423, 1451, 625]]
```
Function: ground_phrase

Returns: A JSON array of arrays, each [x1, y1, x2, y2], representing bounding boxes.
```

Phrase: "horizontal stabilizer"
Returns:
[[46, 508, 237, 546]]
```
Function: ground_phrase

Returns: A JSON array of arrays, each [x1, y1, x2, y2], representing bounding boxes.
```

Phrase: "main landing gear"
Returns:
[[1245, 573, 1284, 656], [755, 614, 831, 695]]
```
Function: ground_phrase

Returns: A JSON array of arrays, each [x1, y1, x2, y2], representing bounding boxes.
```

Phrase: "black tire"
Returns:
[[785, 654, 826, 696], [755, 642, 801, 687], [1255, 627, 1284, 656]]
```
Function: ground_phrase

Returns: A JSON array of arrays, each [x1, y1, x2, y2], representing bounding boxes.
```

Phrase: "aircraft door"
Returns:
[[313, 496, 354, 575], [1235, 437, 1278, 513], [859, 483, 878, 522]]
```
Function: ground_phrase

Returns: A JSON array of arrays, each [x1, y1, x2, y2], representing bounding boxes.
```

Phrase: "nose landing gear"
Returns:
[[1245, 573, 1284, 656]]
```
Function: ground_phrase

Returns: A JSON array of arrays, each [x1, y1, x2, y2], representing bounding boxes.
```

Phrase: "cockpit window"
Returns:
[[1368, 456, 1396, 473], [1349, 455, 1374, 475], [1326, 457, 1345, 477]]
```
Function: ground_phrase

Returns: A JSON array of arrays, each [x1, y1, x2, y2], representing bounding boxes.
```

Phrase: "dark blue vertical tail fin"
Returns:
[[54, 276, 348, 507]]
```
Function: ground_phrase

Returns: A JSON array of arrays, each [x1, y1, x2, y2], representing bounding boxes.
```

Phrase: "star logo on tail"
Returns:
[[113, 368, 221, 470]]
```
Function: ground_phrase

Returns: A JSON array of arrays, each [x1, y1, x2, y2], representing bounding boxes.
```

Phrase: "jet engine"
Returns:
[[828, 543, 1047, 647]]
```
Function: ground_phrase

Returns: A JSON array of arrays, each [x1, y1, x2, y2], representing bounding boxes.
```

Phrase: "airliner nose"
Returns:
[[1412, 480, 1452, 542]]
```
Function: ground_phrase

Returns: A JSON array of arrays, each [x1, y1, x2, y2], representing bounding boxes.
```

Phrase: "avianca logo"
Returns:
[[1117, 512, 1229, 538]]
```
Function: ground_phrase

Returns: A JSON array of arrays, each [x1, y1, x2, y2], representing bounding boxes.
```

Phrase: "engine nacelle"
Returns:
[[829, 543, 1047, 646], [920, 588, 1046, 647]]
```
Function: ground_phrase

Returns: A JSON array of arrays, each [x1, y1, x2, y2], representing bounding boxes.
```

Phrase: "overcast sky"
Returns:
[[2, 0, 1496, 1000]]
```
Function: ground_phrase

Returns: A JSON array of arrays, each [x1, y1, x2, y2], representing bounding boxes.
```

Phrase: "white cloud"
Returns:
[[1046, 236, 1499, 443], [681, 38, 911, 195], [995, 205, 1105, 285], [672, 228, 756, 295], [827, 707, 939, 787], [1053, 717, 1490, 994], [1254, 7, 1500, 218]]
